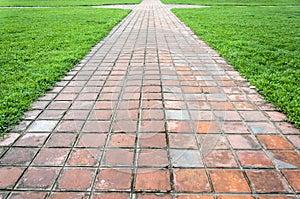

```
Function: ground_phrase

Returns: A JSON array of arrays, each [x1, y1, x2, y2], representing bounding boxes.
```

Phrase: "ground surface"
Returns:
[[172, 6, 300, 127], [0, 0, 299, 198]]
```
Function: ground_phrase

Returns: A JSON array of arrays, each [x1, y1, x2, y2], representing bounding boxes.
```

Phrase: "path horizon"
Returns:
[[0, 0, 299, 198]]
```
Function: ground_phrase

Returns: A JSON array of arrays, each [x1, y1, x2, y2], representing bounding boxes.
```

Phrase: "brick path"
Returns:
[[0, 0, 299, 198]]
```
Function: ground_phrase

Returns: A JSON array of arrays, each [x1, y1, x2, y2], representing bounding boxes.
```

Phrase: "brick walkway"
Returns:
[[0, 0, 299, 198]]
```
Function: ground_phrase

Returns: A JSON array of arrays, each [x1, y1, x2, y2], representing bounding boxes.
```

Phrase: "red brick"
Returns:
[[135, 169, 171, 191], [257, 135, 293, 150], [95, 168, 132, 190], [227, 135, 260, 149], [93, 193, 129, 199], [108, 133, 136, 147], [272, 151, 300, 168], [142, 109, 164, 120], [139, 194, 171, 199], [169, 134, 198, 149], [67, 149, 101, 166], [63, 110, 90, 120], [102, 149, 134, 166], [138, 149, 168, 167], [140, 121, 165, 132], [56, 120, 84, 132], [116, 109, 139, 120], [76, 133, 107, 147], [138, 133, 166, 148], [45, 133, 77, 147], [210, 102, 234, 110], [287, 135, 300, 149], [0, 167, 24, 188], [33, 148, 69, 166], [14, 133, 49, 147], [282, 170, 300, 192], [165, 101, 186, 109], [204, 150, 238, 168], [240, 111, 268, 121], [82, 121, 110, 133], [0, 133, 20, 146], [232, 102, 256, 110], [194, 122, 221, 133], [167, 121, 193, 133], [176, 196, 213, 199], [49, 192, 89, 199], [94, 101, 117, 109], [222, 122, 250, 134], [236, 151, 273, 168], [9, 192, 48, 199], [57, 168, 95, 190], [217, 197, 254, 199], [18, 167, 59, 189], [112, 120, 137, 132], [276, 122, 299, 134], [210, 170, 251, 193], [173, 169, 211, 192], [0, 148, 38, 165], [246, 170, 291, 193]]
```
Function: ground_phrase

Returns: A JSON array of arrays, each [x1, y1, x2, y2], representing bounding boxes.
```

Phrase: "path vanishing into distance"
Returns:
[[0, 0, 299, 198]]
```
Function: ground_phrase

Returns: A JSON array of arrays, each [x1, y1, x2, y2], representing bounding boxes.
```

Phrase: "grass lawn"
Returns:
[[0, 0, 141, 7], [162, 0, 299, 6], [173, 6, 300, 127], [0, 8, 130, 135]]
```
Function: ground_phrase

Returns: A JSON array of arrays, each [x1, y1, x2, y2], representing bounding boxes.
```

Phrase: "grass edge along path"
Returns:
[[0, 8, 130, 135], [0, 0, 141, 7], [172, 6, 300, 127], [161, 0, 300, 6]]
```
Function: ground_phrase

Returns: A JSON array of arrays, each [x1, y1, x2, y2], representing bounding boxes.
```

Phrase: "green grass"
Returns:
[[162, 0, 300, 6], [0, 0, 141, 7], [173, 6, 300, 127], [0, 8, 130, 135]]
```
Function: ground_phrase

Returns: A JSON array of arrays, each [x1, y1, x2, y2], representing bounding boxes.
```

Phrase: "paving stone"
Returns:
[[257, 135, 294, 150], [227, 135, 260, 149], [204, 150, 238, 168], [14, 133, 49, 147], [76, 133, 107, 148], [102, 149, 134, 166], [45, 133, 77, 147], [33, 148, 70, 166], [170, 149, 203, 167], [236, 150, 274, 168], [67, 148, 102, 166], [173, 169, 211, 192], [0, 133, 20, 146], [18, 167, 59, 189], [135, 169, 171, 191], [165, 110, 190, 120], [246, 170, 291, 193], [210, 170, 251, 193], [167, 121, 193, 133], [28, 120, 58, 132], [138, 133, 166, 148], [95, 168, 132, 190], [169, 134, 198, 149], [9, 192, 48, 199], [49, 192, 89, 199], [1, 0, 298, 196], [282, 170, 300, 193], [138, 149, 168, 167], [0, 148, 38, 166], [57, 168, 95, 190], [93, 193, 130, 199], [0, 167, 24, 189], [269, 151, 300, 169]]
